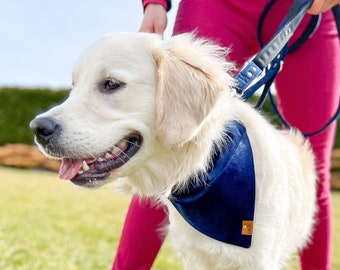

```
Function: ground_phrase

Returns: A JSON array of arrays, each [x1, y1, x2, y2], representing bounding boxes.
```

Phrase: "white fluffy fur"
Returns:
[[33, 33, 317, 270]]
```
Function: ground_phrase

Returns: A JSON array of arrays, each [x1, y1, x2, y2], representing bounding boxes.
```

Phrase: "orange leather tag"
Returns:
[[242, 220, 253, 236]]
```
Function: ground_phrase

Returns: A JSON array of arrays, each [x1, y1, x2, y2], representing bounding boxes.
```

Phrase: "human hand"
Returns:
[[139, 3, 167, 36], [308, 0, 339, 14]]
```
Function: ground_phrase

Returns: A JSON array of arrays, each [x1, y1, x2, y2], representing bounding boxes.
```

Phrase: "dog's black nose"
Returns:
[[30, 117, 60, 146]]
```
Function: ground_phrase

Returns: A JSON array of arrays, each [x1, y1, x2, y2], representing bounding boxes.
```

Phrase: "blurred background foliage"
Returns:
[[0, 87, 339, 147], [0, 87, 68, 145]]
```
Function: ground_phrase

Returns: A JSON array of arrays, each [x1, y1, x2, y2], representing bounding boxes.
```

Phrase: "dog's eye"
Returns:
[[103, 80, 124, 92]]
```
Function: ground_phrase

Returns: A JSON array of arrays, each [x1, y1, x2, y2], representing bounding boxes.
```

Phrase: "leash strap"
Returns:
[[236, 0, 313, 96], [332, 4, 340, 38], [236, 0, 340, 136], [268, 90, 340, 137], [261, 4, 340, 136], [257, 0, 322, 53]]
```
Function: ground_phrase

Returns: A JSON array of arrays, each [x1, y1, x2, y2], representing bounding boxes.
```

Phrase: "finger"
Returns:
[[139, 22, 155, 33], [308, 0, 340, 14], [308, 0, 323, 14], [154, 23, 166, 36]]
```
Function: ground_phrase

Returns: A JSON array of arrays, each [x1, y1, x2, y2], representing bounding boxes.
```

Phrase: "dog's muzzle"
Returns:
[[30, 116, 143, 188]]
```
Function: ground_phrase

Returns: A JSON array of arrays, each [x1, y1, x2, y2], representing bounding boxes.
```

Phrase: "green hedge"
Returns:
[[0, 87, 338, 147], [0, 87, 68, 145]]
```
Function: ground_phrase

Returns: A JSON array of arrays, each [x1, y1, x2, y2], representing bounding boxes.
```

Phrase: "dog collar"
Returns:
[[169, 121, 255, 248]]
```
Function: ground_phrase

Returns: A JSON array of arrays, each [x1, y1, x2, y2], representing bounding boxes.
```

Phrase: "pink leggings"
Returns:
[[112, 1, 340, 269]]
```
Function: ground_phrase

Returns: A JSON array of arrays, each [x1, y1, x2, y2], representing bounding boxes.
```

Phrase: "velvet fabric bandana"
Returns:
[[169, 121, 256, 248]]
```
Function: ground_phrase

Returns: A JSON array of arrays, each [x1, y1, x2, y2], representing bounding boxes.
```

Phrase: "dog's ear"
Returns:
[[152, 34, 235, 146]]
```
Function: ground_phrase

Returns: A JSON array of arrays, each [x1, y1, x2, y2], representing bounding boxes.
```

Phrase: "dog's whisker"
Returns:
[[120, 138, 142, 149], [118, 137, 150, 158]]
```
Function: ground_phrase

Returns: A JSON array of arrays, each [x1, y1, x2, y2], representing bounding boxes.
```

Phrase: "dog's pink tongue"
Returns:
[[59, 159, 83, 180]]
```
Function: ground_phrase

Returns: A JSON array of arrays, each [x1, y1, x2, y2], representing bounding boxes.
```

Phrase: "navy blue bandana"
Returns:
[[169, 121, 255, 248]]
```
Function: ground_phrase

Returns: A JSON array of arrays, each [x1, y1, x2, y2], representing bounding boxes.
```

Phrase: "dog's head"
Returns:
[[30, 33, 235, 193]]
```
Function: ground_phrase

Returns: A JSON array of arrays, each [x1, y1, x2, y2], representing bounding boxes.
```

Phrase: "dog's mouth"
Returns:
[[58, 133, 142, 187]]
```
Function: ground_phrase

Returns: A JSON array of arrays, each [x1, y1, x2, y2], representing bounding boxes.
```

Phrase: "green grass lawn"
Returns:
[[0, 166, 339, 269]]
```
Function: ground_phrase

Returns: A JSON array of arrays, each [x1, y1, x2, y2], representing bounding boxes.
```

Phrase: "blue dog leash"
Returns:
[[236, 0, 315, 96], [236, 0, 340, 137]]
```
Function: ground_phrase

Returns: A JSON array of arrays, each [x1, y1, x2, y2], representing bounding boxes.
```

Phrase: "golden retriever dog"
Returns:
[[30, 33, 317, 270]]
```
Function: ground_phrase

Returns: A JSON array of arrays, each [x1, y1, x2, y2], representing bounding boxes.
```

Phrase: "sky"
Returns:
[[0, 0, 179, 89]]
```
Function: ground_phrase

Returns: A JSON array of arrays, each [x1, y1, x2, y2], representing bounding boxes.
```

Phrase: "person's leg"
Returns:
[[112, 195, 168, 270], [273, 9, 340, 270]]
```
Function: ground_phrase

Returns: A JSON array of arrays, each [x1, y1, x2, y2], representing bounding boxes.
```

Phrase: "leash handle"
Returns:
[[236, 0, 313, 95]]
